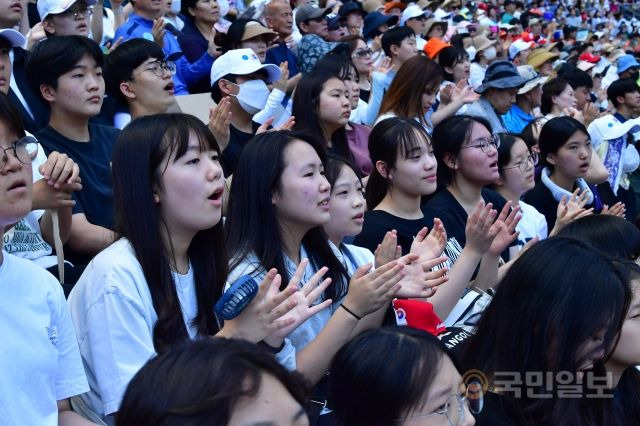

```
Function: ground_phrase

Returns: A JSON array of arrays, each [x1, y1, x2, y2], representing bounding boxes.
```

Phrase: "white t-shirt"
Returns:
[[226, 245, 345, 371], [3, 145, 58, 269], [68, 238, 198, 423], [0, 251, 88, 426]]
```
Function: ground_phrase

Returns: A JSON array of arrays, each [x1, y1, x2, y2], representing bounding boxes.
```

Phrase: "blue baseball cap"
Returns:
[[617, 54, 640, 75]]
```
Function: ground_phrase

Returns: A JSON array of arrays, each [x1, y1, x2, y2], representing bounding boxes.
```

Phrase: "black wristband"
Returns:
[[340, 303, 362, 320], [258, 340, 286, 354]]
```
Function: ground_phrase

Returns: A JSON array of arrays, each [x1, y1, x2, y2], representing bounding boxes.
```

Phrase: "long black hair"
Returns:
[[329, 326, 456, 426], [431, 114, 493, 186], [366, 117, 433, 210], [111, 113, 227, 353], [225, 130, 350, 301], [117, 338, 309, 426], [292, 72, 353, 163], [462, 237, 631, 426]]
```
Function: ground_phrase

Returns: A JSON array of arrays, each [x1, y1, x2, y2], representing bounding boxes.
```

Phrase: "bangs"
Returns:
[[399, 125, 431, 159], [163, 115, 220, 163]]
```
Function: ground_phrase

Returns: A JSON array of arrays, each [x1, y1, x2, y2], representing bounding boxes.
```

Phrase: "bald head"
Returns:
[[264, 0, 293, 38]]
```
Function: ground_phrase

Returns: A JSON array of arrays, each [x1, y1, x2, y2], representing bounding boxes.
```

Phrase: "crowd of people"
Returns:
[[2, 0, 640, 424]]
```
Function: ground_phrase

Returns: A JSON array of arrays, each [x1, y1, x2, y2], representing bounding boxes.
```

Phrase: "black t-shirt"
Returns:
[[359, 88, 370, 103], [352, 210, 430, 255], [221, 122, 260, 176], [37, 123, 120, 230], [421, 188, 508, 265], [522, 181, 559, 231]]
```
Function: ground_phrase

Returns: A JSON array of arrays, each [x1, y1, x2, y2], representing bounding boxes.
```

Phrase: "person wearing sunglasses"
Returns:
[[329, 326, 479, 426], [104, 38, 179, 128]]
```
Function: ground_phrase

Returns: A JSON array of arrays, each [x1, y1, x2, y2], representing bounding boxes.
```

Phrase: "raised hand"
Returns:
[[464, 200, 499, 255], [39, 151, 81, 187], [263, 260, 333, 345], [342, 261, 405, 318], [602, 201, 625, 218], [105, 36, 124, 54], [222, 268, 299, 343], [453, 79, 480, 105], [151, 19, 166, 49], [273, 61, 290, 93], [208, 97, 232, 151], [550, 189, 594, 235], [395, 254, 449, 299], [374, 230, 401, 267], [488, 201, 521, 256], [410, 220, 447, 261]]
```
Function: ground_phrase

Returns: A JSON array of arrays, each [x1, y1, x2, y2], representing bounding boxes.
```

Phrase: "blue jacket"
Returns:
[[115, 14, 215, 95]]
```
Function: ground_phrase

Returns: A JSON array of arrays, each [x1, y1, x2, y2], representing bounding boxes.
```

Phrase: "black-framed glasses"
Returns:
[[461, 134, 500, 153], [61, 6, 93, 20], [352, 48, 373, 58], [0, 136, 38, 170], [130, 60, 177, 80], [502, 152, 539, 173], [396, 383, 484, 425]]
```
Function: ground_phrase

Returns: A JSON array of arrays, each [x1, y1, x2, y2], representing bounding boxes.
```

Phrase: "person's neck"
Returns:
[[277, 30, 291, 41], [49, 111, 91, 142], [550, 105, 563, 116], [359, 73, 371, 88], [447, 178, 484, 215], [130, 101, 170, 120], [496, 186, 522, 206], [375, 189, 423, 220], [322, 123, 340, 146], [516, 98, 533, 114], [229, 101, 253, 133], [279, 220, 307, 265], [549, 170, 576, 192], [195, 19, 214, 38], [0, 20, 18, 29], [328, 232, 344, 248], [607, 362, 627, 389], [135, 8, 162, 21], [160, 224, 194, 274], [617, 104, 633, 120], [390, 58, 402, 72]]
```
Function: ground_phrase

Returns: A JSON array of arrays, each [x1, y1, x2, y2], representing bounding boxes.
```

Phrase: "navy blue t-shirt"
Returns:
[[265, 42, 299, 78], [37, 123, 120, 230]]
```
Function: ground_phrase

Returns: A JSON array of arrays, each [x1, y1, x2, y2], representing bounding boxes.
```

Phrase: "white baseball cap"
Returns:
[[38, 0, 97, 21], [0, 29, 25, 47], [210, 48, 281, 86], [508, 39, 533, 61], [400, 5, 427, 26], [588, 115, 640, 147]]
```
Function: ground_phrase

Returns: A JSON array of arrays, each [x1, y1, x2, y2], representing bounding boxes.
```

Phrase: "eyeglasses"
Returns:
[[61, 6, 93, 20], [130, 60, 177, 80], [352, 48, 373, 58], [461, 134, 500, 153], [0, 136, 39, 170], [502, 152, 539, 173], [397, 382, 484, 426]]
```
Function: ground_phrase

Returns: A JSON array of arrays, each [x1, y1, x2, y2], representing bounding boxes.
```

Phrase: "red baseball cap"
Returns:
[[579, 52, 601, 63]]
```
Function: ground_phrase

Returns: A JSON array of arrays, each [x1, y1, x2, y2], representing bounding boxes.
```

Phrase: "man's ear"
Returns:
[[40, 84, 56, 103], [119, 81, 137, 100], [41, 18, 56, 36], [389, 43, 399, 58], [443, 152, 458, 170], [218, 79, 237, 96], [299, 21, 309, 34], [616, 94, 626, 107]]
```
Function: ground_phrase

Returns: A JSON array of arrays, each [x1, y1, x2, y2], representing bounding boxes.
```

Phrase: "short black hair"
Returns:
[[381, 26, 415, 57], [25, 35, 103, 105], [561, 67, 593, 90], [103, 38, 164, 103], [607, 78, 640, 108]]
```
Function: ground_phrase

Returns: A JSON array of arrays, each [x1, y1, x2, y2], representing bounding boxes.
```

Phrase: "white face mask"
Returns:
[[230, 79, 270, 115], [465, 46, 477, 61], [483, 46, 497, 61], [171, 0, 181, 13]]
